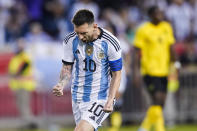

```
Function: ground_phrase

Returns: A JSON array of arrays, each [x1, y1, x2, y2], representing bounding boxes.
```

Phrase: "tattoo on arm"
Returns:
[[58, 64, 72, 86]]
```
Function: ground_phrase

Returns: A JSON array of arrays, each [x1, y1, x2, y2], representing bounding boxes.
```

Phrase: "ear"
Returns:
[[93, 23, 98, 29]]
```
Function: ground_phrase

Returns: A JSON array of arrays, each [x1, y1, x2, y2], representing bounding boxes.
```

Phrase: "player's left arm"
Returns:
[[103, 33, 122, 113], [168, 23, 181, 69], [103, 70, 121, 113]]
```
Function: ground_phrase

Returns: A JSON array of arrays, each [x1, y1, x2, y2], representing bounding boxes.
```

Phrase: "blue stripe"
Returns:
[[82, 43, 94, 102], [109, 58, 122, 71], [102, 35, 118, 51], [98, 41, 108, 100], [72, 37, 79, 102]]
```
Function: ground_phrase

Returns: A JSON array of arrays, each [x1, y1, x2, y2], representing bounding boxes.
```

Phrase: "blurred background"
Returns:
[[0, 0, 197, 131]]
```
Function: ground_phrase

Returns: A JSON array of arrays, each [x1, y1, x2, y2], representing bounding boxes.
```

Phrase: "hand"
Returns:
[[53, 83, 64, 96], [103, 99, 114, 113]]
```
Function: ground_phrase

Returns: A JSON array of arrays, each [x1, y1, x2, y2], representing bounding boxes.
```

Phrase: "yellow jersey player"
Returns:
[[133, 6, 176, 131]]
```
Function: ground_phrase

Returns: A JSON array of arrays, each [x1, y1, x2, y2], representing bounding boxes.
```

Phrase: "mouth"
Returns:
[[81, 39, 87, 43]]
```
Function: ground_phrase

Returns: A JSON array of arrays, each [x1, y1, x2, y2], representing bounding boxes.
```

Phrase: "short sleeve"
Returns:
[[166, 23, 175, 45], [62, 39, 74, 64], [62, 32, 77, 64], [107, 37, 122, 61], [133, 26, 144, 49], [107, 37, 122, 71]]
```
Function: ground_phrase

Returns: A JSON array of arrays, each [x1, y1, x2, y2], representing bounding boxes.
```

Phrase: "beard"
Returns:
[[81, 36, 94, 43]]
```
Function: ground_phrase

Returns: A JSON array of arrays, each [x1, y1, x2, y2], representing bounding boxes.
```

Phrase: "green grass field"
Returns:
[[61, 125, 197, 131], [7, 124, 196, 131], [3, 124, 197, 131]]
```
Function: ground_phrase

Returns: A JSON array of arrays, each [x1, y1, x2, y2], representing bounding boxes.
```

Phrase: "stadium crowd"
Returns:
[[0, 0, 197, 130], [0, 0, 197, 66]]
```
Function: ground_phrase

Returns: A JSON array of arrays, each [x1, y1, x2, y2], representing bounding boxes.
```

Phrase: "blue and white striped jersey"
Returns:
[[62, 28, 122, 103]]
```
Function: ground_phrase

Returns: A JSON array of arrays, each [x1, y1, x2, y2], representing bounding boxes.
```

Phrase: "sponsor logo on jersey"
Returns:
[[89, 116, 95, 121], [75, 49, 80, 54]]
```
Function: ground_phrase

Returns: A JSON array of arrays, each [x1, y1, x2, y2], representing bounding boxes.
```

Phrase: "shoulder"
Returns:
[[137, 21, 150, 30], [160, 21, 173, 29], [63, 32, 77, 45], [101, 28, 121, 51], [134, 22, 150, 35], [21, 52, 31, 61]]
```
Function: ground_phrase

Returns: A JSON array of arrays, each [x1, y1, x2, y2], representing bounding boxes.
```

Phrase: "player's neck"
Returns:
[[93, 27, 101, 40], [151, 20, 161, 25]]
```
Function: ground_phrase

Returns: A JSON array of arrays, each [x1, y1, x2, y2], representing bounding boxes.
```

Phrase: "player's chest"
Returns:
[[73, 43, 108, 64], [145, 28, 169, 45]]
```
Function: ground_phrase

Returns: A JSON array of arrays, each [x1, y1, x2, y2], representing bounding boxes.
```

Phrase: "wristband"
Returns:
[[174, 61, 181, 69]]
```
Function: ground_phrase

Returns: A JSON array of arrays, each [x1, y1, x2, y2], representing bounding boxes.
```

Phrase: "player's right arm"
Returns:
[[53, 32, 76, 96], [53, 63, 73, 96], [133, 25, 144, 87]]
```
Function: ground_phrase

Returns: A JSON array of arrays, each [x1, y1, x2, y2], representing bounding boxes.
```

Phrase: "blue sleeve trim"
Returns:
[[109, 58, 122, 71]]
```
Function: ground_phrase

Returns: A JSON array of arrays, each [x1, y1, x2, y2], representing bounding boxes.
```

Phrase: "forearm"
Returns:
[[58, 64, 72, 87], [133, 47, 141, 74], [108, 71, 121, 101]]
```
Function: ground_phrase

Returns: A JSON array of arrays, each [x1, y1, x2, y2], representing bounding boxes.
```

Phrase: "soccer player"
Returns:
[[133, 6, 177, 131], [53, 9, 122, 131]]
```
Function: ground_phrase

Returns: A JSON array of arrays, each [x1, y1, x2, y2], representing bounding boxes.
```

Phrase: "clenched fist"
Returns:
[[103, 99, 114, 113], [53, 83, 64, 96]]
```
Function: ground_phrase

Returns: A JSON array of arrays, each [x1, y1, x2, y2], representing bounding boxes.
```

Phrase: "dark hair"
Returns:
[[147, 5, 158, 17], [72, 9, 94, 26]]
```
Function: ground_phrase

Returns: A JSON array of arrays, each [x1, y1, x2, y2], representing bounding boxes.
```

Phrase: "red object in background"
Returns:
[[0, 52, 14, 75], [0, 52, 72, 118], [174, 42, 186, 57], [31, 90, 72, 116], [0, 87, 72, 117], [0, 87, 18, 117]]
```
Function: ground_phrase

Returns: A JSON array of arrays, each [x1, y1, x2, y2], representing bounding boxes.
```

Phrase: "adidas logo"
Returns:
[[75, 49, 80, 54], [89, 116, 95, 121]]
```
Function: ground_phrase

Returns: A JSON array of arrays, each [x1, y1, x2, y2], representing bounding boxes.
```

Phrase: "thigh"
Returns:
[[74, 120, 94, 131], [81, 100, 110, 130], [143, 75, 167, 95], [72, 101, 82, 125], [152, 77, 167, 93], [143, 75, 154, 95]]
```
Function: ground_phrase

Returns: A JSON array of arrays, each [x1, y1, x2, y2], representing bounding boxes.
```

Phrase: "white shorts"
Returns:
[[72, 100, 110, 129]]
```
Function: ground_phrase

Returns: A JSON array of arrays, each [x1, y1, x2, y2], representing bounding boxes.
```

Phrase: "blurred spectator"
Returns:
[[179, 38, 197, 66], [22, 0, 44, 21], [5, 2, 28, 43], [25, 22, 52, 43], [0, 7, 6, 46], [41, 0, 65, 39], [0, 0, 15, 8], [98, 8, 128, 36], [128, 5, 142, 24], [70, 0, 100, 21], [143, 0, 168, 11], [166, 0, 193, 42], [188, 0, 197, 38], [8, 38, 36, 127]]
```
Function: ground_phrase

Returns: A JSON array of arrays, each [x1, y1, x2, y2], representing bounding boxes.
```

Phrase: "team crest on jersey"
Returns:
[[97, 49, 105, 59], [85, 45, 93, 56]]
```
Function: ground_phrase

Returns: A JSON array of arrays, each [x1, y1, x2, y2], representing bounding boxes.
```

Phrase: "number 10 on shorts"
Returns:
[[88, 102, 104, 117]]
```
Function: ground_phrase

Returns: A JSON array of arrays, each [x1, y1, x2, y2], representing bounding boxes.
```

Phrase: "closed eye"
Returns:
[[77, 32, 87, 35]]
